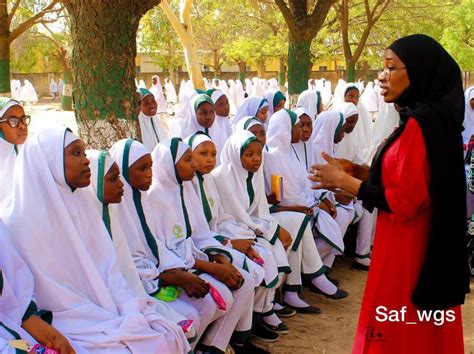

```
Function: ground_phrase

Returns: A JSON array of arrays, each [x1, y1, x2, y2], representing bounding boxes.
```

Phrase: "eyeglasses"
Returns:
[[0, 115, 31, 128], [378, 67, 406, 80]]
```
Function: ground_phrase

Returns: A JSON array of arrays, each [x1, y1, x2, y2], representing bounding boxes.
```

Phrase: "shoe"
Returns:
[[283, 302, 321, 314], [326, 276, 340, 286], [231, 341, 270, 354], [274, 305, 296, 318], [250, 322, 280, 342], [308, 282, 349, 299], [260, 320, 289, 335], [352, 260, 370, 271]]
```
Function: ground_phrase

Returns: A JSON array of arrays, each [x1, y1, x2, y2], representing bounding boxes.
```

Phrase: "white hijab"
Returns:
[[360, 81, 379, 112], [149, 75, 167, 114], [291, 107, 314, 170], [311, 111, 344, 165], [164, 78, 178, 104], [3, 127, 189, 353], [85, 149, 148, 296], [231, 96, 268, 132], [264, 109, 317, 208], [138, 89, 168, 152], [366, 102, 400, 164], [0, 99, 22, 206], [296, 89, 321, 120], [109, 139, 186, 295], [211, 131, 280, 242], [207, 89, 233, 155], [0, 222, 38, 350], [462, 86, 474, 145], [147, 138, 219, 268], [264, 89, 285, 119]]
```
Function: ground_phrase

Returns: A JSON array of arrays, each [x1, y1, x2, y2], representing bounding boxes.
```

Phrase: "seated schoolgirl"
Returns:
[[0, 98, 29, 204], [0, 221, 81, 354], [137, 88, 168, 151], [86, 149, 200, 344], [147, 138, 257, 353], [3, 127, 190, 353], [231, 97, 269, 131]]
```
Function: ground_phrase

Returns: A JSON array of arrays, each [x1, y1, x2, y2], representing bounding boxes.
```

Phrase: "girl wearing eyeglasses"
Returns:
[[0, 98, 30, 204]]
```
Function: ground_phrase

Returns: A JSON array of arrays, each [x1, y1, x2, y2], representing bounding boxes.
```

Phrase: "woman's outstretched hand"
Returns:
[[309, 152, 346, 190]]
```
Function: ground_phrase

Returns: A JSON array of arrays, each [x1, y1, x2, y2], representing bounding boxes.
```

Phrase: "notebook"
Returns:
[[271, 174, 283, 203]]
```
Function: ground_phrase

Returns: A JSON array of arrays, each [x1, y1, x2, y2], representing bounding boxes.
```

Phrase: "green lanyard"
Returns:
[[246, 172, 255, 205], [197, 172, 212, 223]]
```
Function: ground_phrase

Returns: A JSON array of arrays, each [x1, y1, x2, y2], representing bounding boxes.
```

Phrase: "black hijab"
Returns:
[[366, 34, 470, 310]]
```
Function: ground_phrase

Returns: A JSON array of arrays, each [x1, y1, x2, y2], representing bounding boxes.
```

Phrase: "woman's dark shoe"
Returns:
[[260, 320, 289, 335], [283, 302, 321, 314], [250, 322, 280, 342], [308, 283, 349, 299], [274, 305, 296, 318]]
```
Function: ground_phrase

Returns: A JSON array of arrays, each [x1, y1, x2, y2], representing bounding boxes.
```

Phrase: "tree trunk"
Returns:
[[256, 61, 265, 78], [0, 34, 10, 94], [238, 61, 246, 85], [60, 69, 73, 111], [287, 31, 311, 106], [345, 59, 356, 82], [278, 56, 286, 87], [63, 1, 158, 149]]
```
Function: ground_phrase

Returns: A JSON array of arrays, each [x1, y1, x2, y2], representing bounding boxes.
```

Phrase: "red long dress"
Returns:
[[352, 118, 464, 354]]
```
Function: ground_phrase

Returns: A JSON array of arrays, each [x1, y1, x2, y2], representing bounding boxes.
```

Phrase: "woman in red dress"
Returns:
[[310, 34, 470, 354]]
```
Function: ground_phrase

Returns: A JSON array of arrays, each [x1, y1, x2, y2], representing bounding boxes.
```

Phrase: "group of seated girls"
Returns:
[[0, 84, 373, 353]]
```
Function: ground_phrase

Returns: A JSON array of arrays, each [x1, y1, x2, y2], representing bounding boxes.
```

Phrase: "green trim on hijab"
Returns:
[[243, 117, 261, 130], [193, 94, 214, 112], [96, 150, 112, 238], [272, 91, 286, 108], [122, 139, 160, 263], [138, 88, 153, 102], [240, 136, 258, 157], [334, 113, 344, 140], [286, 109, 298, 127], [170, 137, 193, 238]]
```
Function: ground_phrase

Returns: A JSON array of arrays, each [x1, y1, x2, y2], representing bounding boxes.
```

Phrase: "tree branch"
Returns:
[[7, 0, 22, 27], [9, 0, 61, 43], [275, 0, 298, 32]]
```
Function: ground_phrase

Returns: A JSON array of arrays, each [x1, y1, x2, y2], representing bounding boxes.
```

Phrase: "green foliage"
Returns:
[[11, 31, 61, 73], [139, 7, 184, 71]]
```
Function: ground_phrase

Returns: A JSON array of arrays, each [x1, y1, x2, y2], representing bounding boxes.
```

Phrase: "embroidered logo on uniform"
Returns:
[[208, 197, 215, 208], [172, 224, 184, 239]]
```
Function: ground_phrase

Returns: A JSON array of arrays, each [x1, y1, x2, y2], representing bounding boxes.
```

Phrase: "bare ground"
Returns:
[[252, 257, 474, 354]]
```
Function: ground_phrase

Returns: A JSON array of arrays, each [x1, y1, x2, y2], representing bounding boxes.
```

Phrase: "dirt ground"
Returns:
[[26, 100, 473, 354], [252, 257, 474, 354]]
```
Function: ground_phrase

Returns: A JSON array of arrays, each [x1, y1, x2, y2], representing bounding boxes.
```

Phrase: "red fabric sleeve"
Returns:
[[384, 118, 431, 222]]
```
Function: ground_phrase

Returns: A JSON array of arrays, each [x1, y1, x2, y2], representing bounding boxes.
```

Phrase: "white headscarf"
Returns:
[[108, 140, 188, 296], [50, 79, 58, 93], [333, 84, 372, 162], [137, 88, 168, 152], [20, 80, 38, 103], [211, 131, 280, 242], [296, 89, 321, 120], [462, 86, 474, 145], [291, 107, 314, 170], [172, 94, 228, 164], [85, 149, 147, 296], [264, 109, 319, 208], [0, 222, 38, 349], [264, 89, 285, 119], [0, 99, 23, 206], [164, 78, 177, 104], [149, 75, 167, 114], [311, 111, 344, 165], [360, 81, 379, 112], [147, 138, 221, 268], [366, 102, 400, 164], [231, 96, 268, 132], [207, 89, 232, 144], [3, 127, 189, 353]]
